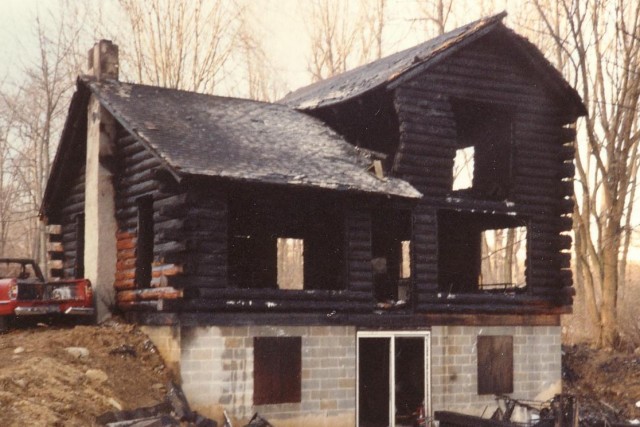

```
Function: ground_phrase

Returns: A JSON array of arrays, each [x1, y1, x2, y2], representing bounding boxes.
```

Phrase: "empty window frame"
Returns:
[[277, 238, 304, 290], [451, 99, 514, 199], [75, 214, 85, 278], [371, 209, 412, 302], [437, 210, 528, 293], [480, 227, 527, 290], [254, 336, 302, 405], [228, 195, 345, 291], [135, 196, 154, 288], [452, 146, 475, 191], [477, 335, 514, 395]]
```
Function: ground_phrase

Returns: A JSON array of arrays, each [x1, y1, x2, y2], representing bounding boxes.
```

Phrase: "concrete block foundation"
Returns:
[[143, 324, 561, 426]]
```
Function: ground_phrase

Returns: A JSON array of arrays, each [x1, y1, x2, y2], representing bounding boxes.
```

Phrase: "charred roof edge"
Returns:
[[83, 77, 183, 183]]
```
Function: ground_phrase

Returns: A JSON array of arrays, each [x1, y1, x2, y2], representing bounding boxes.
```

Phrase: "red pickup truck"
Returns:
[[0, 258, 94, 331]]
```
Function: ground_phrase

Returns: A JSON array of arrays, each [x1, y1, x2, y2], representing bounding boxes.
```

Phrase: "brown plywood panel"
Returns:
[[253, 336, 301, 405], [477, 335, 513, 395]]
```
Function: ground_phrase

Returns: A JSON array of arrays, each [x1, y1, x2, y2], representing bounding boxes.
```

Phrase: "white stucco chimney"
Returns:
[[87, 40, 119, 81], [85, 41, 119, 322]]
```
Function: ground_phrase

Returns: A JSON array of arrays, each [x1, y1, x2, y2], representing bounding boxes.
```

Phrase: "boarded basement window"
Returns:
[[254, 336, 302, 405], [135, 196, 154, 288], [277, 238, 304, 290], [477, 335, 513, 395]]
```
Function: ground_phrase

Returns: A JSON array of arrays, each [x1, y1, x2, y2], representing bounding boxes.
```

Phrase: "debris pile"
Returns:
[[563, 344, 640, 426], [96, 381, 216, 427]]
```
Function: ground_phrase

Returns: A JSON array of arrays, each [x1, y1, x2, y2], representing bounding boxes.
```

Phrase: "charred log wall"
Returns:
[[55, 166, 86, 278], [159, 189, 376, 314], [393, 37, 574, 312], [112, 130, 186, 311]]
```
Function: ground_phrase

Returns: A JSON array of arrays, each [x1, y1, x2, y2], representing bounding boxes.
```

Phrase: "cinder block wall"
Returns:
[[430, 325, 562, 417], [140, 325, 181, 377], [178, 325, 356, 427]]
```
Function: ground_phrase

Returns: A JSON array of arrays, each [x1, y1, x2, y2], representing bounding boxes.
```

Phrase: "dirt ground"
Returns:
[[0, 319, 172, 427], [2, 321, 640, 426], [563, 343, 640, 426]]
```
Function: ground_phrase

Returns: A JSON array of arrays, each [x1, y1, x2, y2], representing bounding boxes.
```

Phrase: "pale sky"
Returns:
[[0, 0, 517, 94]]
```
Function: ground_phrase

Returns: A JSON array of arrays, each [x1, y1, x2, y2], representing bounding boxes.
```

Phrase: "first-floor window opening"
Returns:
[[480, 227, 527, 290], [228, 194, 345, 291], [372, 209, 412, 304], [277, 238, 304, 290], [438, 210, 528, 293], [135, 196, 154, 288]]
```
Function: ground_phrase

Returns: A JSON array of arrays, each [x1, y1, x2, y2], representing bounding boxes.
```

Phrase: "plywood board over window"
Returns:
[[253, 336, 302, 405], [477, 335, 513, 395]]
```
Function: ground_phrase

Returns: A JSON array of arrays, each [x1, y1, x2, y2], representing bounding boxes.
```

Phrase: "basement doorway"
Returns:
[[357, 331, 431, 427]]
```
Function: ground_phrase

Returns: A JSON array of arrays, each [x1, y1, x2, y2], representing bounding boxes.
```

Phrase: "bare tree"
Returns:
[[305, 0, 388, 82], [0, 107, 19, 256], [232, 5, 286, 102], [533, 0, 640, 347], [359, 0, 387, 62], [417, 0, 454, 36], [0, 7, 84, 267], [117, 0, 242, 94]]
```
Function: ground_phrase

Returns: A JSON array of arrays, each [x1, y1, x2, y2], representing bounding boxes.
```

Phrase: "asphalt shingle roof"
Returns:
[[281, 13, 507, 109], [86, 78, 421, 199], [281, 12, 585, 117]]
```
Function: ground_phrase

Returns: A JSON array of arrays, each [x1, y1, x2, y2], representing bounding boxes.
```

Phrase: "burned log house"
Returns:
[[41, 13, 585, 427]]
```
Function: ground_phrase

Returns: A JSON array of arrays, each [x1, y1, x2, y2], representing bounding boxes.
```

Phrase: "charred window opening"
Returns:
[[254, 336, 301, 405], [277, 238, 304, 290], [372, 209, 412, 303], [477, 335, 514, 395], [75, 214, 85, 278], [452, 99, 514, 200], [452, 146, 474, 191], [480, 226, 527, 290], [228, 195, 345, 291], [437, 210, 528, 294], [313, 91, 401, 174], [135, 196, 154, 288]]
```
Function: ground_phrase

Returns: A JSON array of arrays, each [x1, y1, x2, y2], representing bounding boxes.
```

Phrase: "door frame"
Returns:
[[356, 330, 431, 427]]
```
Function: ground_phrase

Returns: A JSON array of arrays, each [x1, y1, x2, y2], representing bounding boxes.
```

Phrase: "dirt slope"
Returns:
[[0, 320, 171, 426], [2, 322, 640, 426], [563, 343, 640, 426]]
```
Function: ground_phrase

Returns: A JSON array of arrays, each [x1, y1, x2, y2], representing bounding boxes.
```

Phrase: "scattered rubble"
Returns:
[[1, 322, 639, 426], [96, 382, 217, 427], [563, 344, 640, 426]]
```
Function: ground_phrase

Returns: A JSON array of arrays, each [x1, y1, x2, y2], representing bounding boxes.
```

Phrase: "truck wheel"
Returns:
[[0, 316, 9, 333]]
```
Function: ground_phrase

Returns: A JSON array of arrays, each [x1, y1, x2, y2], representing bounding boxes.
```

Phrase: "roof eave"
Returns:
[[180, 170, 423, 201], [40, 79, 90, 220], [83, 78, 184, 184]]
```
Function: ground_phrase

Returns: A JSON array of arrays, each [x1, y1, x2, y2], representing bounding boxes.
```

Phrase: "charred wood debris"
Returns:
[[96, 381, 272, 427], [436, 394, 639, 427]]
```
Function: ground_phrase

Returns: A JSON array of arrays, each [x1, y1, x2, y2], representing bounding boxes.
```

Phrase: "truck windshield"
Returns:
[[0, 262, 38, 280]]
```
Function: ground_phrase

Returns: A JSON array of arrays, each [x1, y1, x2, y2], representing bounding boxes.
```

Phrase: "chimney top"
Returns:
[[88, 40, 119, 81]]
